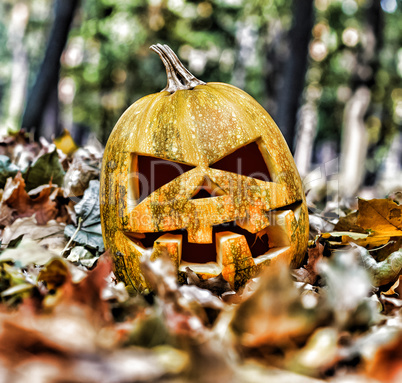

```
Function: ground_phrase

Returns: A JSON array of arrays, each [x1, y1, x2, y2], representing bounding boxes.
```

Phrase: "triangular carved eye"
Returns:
[[132, 155, 195, 203], [210, 141, 271, 182]]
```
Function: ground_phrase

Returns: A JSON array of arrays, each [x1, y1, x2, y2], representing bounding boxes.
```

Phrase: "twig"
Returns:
[[61, 216, 83, 256]]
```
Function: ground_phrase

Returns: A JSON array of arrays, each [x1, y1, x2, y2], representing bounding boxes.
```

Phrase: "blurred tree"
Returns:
[[275, 0, 315, 152], [22, 0, 79, 140], [340, 0, 384, 198]]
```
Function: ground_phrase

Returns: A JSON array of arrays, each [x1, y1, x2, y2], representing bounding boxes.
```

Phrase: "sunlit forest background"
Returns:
[[0, 0, 401, 207]]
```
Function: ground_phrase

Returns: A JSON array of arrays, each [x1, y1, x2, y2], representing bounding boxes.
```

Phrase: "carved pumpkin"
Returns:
[[100, 44, 309, 290]]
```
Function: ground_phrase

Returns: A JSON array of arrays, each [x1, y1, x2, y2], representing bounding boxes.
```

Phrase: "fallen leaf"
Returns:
[[63, 156, 99, 199], [66, 246, 99, 268], [382, 275, 402, 295], [60, 254, 113, 321], [354, 243, 402, 287], [293, 241, 324, 285], [185, 267, 233, 296], [140, 252, 210, 335], [0, 308, 187, 382], [387, 190, 402, 205], [0, 155, 20, 188], [0, 172, 58, 225], [0, 238, 58, 267], [0, 130, 40, 169], [64, 180, 104, 251], [309, 214, 335, 238], [230, 262, 322, 352], [318, 246, 377, 328], [37, 258, 71, 291], [1, 216, 66, 252], [0, 319, 69, 366], [38, 254, 113, 322], [288, 327, 339, 377], [334, 211, 366, 233], [357, 198, 402, 237], [53, 129, 79, 155], [1, 283, 34, 298], [320, 231, 389, 248], [364, 330, 402, 383], [23, 149, 65, 192]]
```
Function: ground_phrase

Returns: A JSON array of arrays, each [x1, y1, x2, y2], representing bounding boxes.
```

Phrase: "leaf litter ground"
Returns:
[[0, 131, 402, 382]]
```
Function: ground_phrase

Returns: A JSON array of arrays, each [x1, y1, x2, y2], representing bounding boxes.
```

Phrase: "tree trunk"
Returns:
[[293, 102, 318, 178], [339, 1, 384, 199], [5, 3, 30, 133], [339, 86, 371, 199], [275, 0, 315, 152], [22, 0, 79, 140]]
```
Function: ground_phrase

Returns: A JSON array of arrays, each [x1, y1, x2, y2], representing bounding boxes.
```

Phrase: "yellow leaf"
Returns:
[[54, 129, 78, 155], [357, 198, 402, 237], [320, 231, 389, 247]]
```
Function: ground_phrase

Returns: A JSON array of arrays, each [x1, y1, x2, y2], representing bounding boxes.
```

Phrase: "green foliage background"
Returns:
[[0, 0, 401, 169]]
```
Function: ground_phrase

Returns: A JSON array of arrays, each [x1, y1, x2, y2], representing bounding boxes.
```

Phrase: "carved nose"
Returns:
[[190, 176, 226, 200]]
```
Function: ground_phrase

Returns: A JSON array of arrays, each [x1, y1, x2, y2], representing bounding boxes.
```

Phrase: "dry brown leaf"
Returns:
[[0, 318, 69, 367], [383, 275, 402, 296], [185, 267, 233, 296], [334, 211, 366, 233], [63, 156, 99, 198], [44, 255, 113, 323], [0, 130, 40, 169], [293, 241, 324, 285], [0, 307, 186, 382], [1, 216, 66, 252], [364, 331, 402, 383], [230, 262, 322, 352], [0, 172, 58, 225]]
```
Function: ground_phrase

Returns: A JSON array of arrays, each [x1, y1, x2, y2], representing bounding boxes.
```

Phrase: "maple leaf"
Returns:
[[357, 198, 402, 237]]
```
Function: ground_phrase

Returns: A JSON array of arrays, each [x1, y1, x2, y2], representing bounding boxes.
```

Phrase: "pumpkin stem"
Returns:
[[150, 44, 206, 93]]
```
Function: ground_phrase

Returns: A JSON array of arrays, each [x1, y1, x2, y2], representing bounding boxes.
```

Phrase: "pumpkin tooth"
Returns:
[[151, 234, 182, 268], [215, 231, 255, 288]]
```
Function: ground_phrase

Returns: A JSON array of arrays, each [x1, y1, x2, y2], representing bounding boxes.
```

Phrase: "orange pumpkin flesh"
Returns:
[[100, 44, 309, 291]]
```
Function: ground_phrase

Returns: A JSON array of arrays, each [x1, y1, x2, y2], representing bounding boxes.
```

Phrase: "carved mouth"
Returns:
[[124, 201, 302, 277]]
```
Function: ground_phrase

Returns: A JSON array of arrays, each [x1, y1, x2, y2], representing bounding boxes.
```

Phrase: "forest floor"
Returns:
[[0, 132, 401, 383]]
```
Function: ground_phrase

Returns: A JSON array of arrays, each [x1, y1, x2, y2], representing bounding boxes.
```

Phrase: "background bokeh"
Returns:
[[0, 0, 401, 204]]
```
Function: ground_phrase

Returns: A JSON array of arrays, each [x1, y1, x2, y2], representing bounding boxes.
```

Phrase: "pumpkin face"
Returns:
[[100, 44, 309, 290]]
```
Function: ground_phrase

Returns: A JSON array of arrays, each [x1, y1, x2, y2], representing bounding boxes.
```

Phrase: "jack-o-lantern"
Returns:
[[100, 44, 308, 291]]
